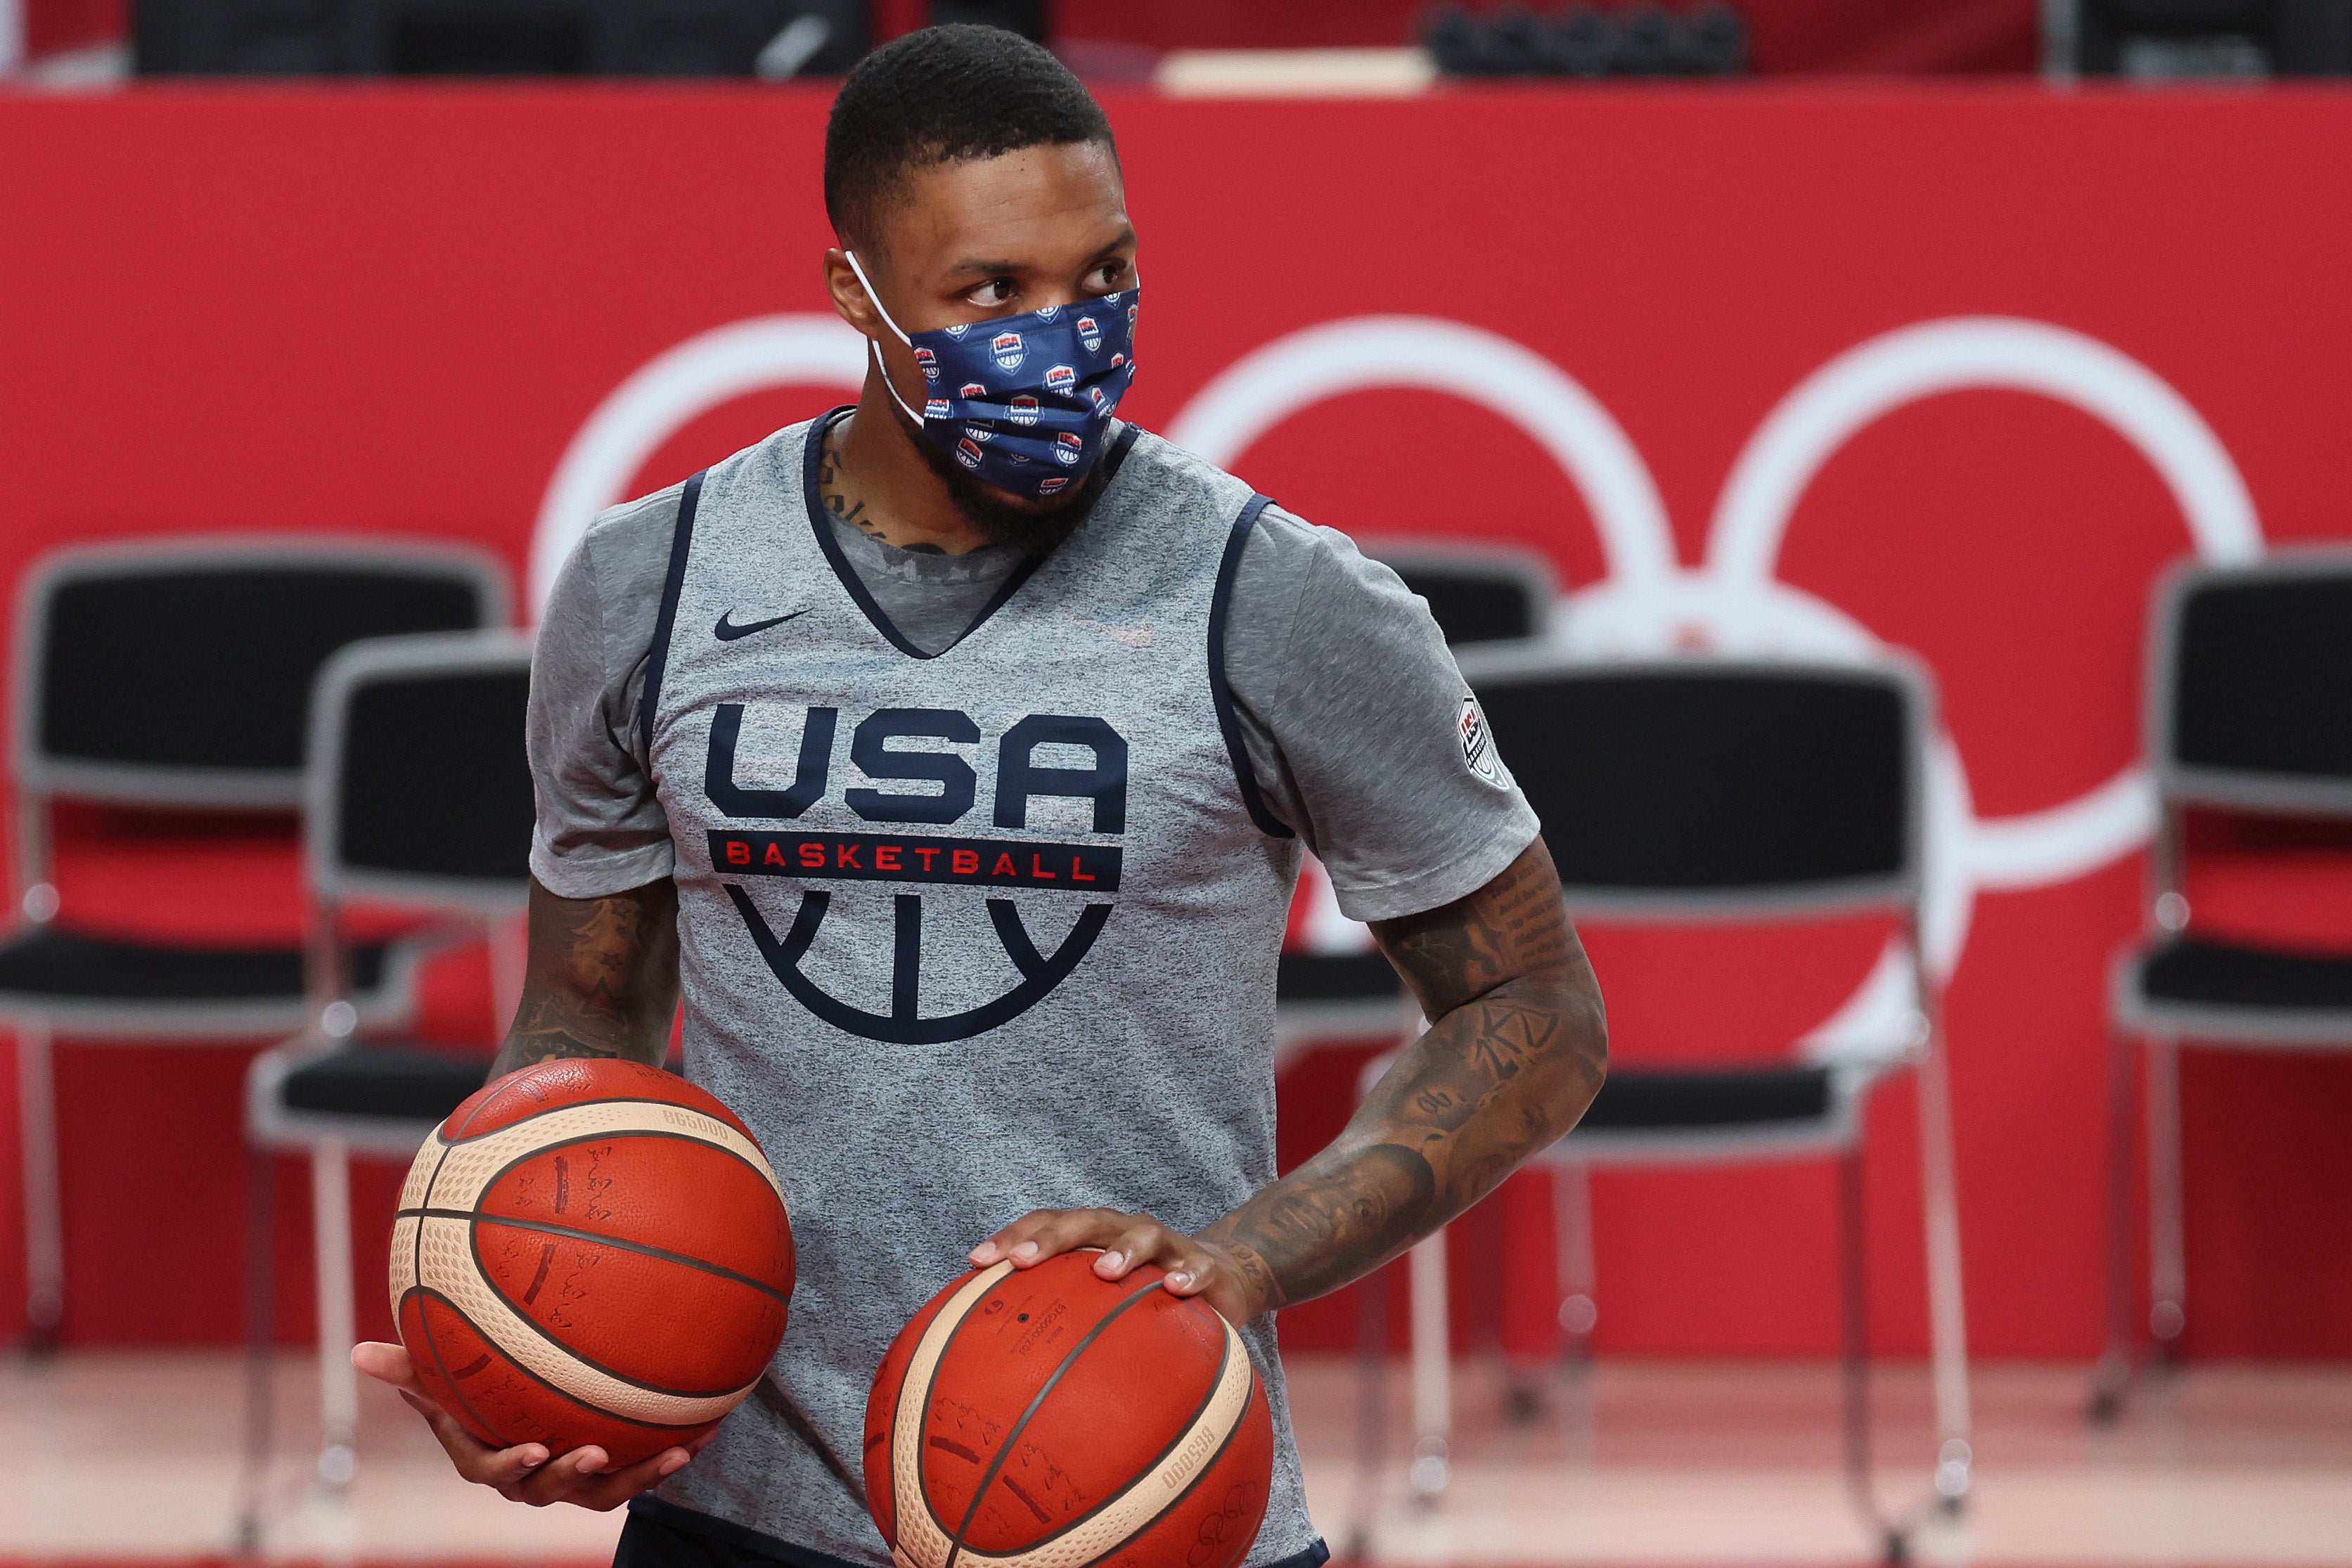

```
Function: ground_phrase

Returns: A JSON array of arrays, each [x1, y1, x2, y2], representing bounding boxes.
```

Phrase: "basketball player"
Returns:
[[356, 24, 1607, 1567]]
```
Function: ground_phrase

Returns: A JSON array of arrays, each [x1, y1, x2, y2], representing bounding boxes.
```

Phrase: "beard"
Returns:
[[896, 403, 1114, 553]]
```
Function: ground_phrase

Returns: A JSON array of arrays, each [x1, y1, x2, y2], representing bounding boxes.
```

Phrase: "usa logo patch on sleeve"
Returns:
[[1459, 695, 1505, 787]]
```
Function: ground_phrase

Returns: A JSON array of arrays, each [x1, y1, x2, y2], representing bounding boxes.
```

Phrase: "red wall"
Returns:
[[1, 83, 2348, 1362]]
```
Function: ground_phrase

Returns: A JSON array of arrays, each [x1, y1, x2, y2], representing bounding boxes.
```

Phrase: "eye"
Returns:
[[966, 278, 1017, 308], [1084, 257, 1132, 293]]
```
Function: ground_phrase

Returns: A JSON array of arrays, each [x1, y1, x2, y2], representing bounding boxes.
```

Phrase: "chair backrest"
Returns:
[[1456, 650, 1930, 920], [14, 537, 508, 809], [307, 631, 536, 913], [2152, 550, 2352, 817], [1362, 539, 1557, 647]]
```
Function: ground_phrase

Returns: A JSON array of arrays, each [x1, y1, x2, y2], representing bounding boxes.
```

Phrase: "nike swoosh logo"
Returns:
[[714, 608, 806, 641]]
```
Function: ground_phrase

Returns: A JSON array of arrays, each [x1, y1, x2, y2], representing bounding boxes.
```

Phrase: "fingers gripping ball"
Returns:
[[866, 1252, 1274, 1568], [390, 1058, 795, 1467]]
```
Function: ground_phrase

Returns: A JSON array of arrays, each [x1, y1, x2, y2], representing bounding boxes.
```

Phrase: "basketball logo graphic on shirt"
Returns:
[[1009, 394, 1040, 426], [1460, 695, 1503, 787], [1045, 364, 1077, 394], [703, 705, 1126, 1045], [1077, 316, 1103, 352], [991, 331, 1026, 371]]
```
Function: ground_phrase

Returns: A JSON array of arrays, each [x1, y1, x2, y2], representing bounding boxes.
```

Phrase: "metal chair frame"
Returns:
[[239, 629, 534, 1530], [2093, 548, 2352, 1421], [1365, 650, 1970, 1565], [7, 536, 507, 1345]]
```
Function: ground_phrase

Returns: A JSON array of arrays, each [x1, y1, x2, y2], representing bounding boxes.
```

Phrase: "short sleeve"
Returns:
[[525, 487, 682, 898], [1221, 507, 1541, 923]]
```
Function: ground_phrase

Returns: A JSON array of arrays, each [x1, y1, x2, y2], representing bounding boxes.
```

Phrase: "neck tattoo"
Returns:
[[819, 424, 946, 555]]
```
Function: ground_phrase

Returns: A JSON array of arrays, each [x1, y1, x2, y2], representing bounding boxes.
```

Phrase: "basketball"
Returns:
[[390, 1058, 795, 1467], [865, 1251, 1274, 1568]]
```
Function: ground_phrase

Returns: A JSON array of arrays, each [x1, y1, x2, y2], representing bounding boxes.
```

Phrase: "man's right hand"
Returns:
[[354, 1341, 705, 1510]]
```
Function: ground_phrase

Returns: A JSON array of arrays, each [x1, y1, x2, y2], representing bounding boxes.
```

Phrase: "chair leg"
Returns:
[[1339, 1260, 1390, 1564], [1553, 1160, 1598, 1361], [311, 1140, 359, 1491], [236, 1147, 278, 1554], [2145, 1034, 2187, 1361], [1837, 1148, 1901, 1564], [1913, 1039, 1973, 1514], [1407, 1228, 1451, 1505], [1480, 1185, 1539, 1424], [2090, 1025, 2141, 1423], [16, 1022, 63, 1350]]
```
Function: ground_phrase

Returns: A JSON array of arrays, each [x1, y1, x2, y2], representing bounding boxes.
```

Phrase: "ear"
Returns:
[[823, 248, 887, 341]]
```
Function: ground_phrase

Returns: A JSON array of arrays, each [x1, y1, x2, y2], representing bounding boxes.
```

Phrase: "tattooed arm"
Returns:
[[486, 875, 682, 1079], [356, 873, 692, 1512], [970, 838, 1607, 1323]]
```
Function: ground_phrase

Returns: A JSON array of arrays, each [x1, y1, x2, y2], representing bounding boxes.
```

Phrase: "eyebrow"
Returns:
[[945, 229, 1139, 277]]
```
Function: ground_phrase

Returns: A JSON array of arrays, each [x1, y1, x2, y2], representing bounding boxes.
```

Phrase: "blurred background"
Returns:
[[1, 1, 2350, 1564]]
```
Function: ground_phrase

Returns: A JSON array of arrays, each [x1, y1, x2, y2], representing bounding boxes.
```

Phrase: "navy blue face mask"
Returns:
[[847, 251, 1139, 501]]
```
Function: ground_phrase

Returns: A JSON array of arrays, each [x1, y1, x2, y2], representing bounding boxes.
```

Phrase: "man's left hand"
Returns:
[[970, 1209, 1262, 1325]]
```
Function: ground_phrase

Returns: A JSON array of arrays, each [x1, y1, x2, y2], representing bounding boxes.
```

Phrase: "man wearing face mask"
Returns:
[[355, 22, 1608, 1568]]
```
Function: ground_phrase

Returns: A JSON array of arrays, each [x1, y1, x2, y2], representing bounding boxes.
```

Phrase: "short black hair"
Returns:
[[824, 25, 1115, 253]]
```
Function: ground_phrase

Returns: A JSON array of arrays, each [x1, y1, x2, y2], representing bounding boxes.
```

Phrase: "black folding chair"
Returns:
[[240, 629, 534, 1522], [2093, 549, 2352, 1420], [1382, 654, 1970, 1562], [1, 537, 505, 1344]]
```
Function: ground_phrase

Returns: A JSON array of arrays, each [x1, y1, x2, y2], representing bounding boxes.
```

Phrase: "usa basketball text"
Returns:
[[706, 830, 1124, 891]]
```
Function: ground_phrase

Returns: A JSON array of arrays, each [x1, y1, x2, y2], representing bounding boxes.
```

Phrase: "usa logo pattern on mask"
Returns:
[[866, 269, 1143, 496]]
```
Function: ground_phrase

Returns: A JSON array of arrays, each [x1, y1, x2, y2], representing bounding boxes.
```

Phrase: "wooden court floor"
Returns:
[[3, 1351, 2347, 1565]]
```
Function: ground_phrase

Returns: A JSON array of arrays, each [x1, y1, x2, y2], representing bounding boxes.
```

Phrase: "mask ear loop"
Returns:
[[844, 250, 929, 428]]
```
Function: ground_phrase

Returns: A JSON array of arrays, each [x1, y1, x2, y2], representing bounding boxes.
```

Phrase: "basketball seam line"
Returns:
[[963, 1320, 1240, 1561], [399, 1206, 792, 1305], [1133, 1345, 1258, 1562], [941, 1278, 1168, 1568], [412, 1136, 515, 1450], [907, 1269, 1015, 1547], [443, 1090, 756, 1148], [446, 1214, 774, 1402], [401, 1284, 715, 1434], [466, 1126, 783, 1210]]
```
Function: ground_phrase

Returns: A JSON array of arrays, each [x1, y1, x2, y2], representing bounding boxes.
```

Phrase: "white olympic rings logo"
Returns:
[[529, 312, 2263, 1055]]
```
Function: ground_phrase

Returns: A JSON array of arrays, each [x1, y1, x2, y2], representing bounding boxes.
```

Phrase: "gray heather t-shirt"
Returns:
[[531, 430, 1539, 921]]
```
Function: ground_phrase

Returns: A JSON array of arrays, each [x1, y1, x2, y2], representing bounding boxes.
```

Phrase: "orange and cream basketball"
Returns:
[[390, 1058, 795, 1467], [865, 1252, 1274, 1568]]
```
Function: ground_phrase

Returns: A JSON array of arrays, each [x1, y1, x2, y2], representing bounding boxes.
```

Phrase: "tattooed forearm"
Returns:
[[489, 877, 682, 1078], [1200, 839, 1605, 1314]]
